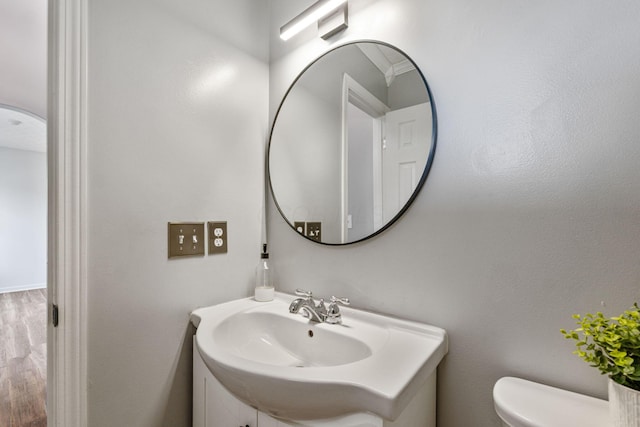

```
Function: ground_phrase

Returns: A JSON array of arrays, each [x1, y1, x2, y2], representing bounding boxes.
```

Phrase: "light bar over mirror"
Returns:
[[280, 0, 348, 41]]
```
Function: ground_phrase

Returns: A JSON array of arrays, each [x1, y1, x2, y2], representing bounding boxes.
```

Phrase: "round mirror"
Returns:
[[268, 41, 437, 245]]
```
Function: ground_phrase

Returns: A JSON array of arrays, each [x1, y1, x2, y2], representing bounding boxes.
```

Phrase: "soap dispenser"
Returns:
[[254, 243, 274, 302]]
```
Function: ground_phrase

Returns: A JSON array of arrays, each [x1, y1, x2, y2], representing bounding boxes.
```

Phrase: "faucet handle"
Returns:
[[330, 296, 350, 306], [325, 296, 350, 324], [295, 289, 313, 298]]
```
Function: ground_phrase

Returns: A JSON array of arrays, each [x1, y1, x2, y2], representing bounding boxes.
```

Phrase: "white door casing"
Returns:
[[47, 0, 88, 426], [341, 73, 389, 243]]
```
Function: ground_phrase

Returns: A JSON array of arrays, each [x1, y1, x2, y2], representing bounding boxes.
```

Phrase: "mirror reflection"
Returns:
[[268, 41, 437, 245]]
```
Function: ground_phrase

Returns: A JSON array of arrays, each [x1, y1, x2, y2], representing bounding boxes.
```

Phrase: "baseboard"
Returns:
[[0, 283, 47, 294]]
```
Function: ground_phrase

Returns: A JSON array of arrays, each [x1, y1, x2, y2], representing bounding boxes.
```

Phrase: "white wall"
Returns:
[[0, 0, 47, 118], [270, 84, 343, 241], [86, 1, 268, 425], [268, 1, 640, 426], [0, 147, 47, 293]]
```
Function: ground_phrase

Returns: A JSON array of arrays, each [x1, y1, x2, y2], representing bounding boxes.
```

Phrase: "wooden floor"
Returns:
[[0, 288, 47, 427]]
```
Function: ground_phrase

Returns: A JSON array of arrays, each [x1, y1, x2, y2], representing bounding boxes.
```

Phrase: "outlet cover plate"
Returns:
[[208, 221, 228, 254], [294, 221, 306, 236], [168, 222, 205, 258]]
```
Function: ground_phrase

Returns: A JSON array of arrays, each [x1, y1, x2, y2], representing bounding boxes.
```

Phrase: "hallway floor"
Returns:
[[0, 289, 47, 427]]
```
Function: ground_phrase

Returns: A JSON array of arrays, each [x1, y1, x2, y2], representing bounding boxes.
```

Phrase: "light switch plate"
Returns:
[[306, 222, 321, 242], [168, 223, 205, 258], [208, 221, 228, 254]]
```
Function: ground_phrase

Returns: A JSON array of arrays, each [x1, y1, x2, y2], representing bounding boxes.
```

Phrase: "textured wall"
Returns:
[[86, 1, 268, 425], [268, 0, 640, 426]]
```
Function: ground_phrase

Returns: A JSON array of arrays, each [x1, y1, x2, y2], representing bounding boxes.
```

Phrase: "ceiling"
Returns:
[[0, 105, 46, 152]]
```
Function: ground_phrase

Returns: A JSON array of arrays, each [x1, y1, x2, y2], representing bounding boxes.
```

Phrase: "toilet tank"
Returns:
[[493, 377, 610, 427]]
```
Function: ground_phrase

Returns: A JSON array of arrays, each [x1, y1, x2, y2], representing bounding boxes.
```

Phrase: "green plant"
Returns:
[[561, 304, 640, 391]]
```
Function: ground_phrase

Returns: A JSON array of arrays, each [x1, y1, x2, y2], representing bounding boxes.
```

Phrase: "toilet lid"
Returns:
[[493, 377, 610, 427]]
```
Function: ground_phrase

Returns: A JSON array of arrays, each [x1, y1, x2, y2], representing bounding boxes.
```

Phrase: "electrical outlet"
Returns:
[[306, 222, 321, 242], [294, 221, 306, 235], [168, 223, 205, 258], [208, 221, 228, 254]]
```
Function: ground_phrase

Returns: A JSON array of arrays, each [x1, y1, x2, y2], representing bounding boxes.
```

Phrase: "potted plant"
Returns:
[[561, 304, 640, 426]]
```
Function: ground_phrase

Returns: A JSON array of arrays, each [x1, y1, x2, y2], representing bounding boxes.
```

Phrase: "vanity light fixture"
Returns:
[[280, 0, 348, 41]]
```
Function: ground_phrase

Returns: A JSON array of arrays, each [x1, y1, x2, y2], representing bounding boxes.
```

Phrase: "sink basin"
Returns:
[[191, 293, 448, 421], [213, 311, 376, 367]]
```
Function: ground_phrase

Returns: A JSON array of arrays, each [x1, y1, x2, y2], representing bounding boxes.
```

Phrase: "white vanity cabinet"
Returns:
[[193, 338, 379, 426], [256, 412, 387, 427], [193, 336, 257, 426], [193, 337, 435, 427]]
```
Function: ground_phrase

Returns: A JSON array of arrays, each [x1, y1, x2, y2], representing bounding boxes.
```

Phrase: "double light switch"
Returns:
[[168, 221, 228, 258], [168, 223, 205, 258], [293, 221, 322, 242]]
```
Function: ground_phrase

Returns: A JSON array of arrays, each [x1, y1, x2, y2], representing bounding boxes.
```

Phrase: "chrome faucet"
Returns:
[[289, 289, 326, 322], [289, 289, 349, 324]]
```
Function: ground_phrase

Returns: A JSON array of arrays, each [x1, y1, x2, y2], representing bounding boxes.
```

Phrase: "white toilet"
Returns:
[[493, 376, 610, 427]]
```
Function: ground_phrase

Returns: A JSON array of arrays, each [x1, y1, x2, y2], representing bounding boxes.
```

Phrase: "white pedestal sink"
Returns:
[[191, 293, 448, 422]]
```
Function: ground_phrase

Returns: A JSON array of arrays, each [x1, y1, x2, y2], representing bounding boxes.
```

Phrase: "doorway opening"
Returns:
[[0, 105, 48, 426]]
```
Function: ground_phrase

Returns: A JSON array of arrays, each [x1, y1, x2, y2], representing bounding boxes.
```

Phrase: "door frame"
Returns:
[[47, 0, 88, 425], [340, 73, 389, 243]]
